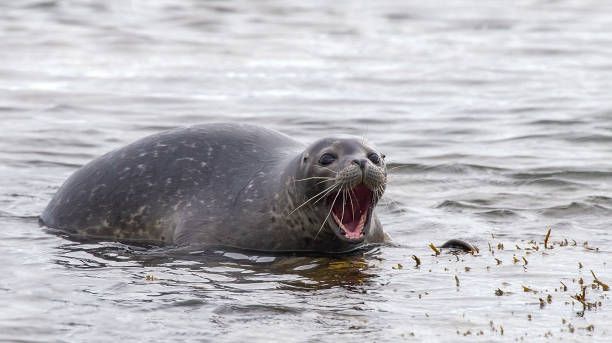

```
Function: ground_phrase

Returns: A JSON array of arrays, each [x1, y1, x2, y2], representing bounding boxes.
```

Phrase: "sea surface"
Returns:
[[1, 0, 611, 342]]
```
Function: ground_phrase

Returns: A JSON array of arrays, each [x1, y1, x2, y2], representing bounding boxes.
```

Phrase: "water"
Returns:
[[1, 0, 611, 341]]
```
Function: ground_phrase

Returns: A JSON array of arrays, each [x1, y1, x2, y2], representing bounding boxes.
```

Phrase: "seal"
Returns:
[[40, 123, 388, 253], [440, 239, 476, 253]]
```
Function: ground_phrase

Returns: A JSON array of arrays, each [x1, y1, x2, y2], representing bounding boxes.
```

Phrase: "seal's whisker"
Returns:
[[319, 166, 338, 174], [289, 182, 338, 215], [352, 186, 360, 208], [293, 182, 338, 213], [306, 181, 341, 208], [314, 178, 335, 187], [375, 184, 389, 210], [379, 190, 385, 203], [340, 187, 347, 223], [375, 183, 384, 197], [381, 196, 395, 213], [315, 188, 341, 240], [312, 183, 341, 205], [388, 164, 412, 172], [347, 186, 356, 215], [374, 186, 384, 204], [294, 176, 334, 182]]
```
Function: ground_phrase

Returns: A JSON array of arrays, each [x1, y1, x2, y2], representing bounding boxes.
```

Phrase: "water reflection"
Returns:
[[52, 239, 384, 292]]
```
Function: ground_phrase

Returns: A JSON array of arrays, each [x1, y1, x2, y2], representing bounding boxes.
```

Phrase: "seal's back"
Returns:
[[40, 123, 302, 244]]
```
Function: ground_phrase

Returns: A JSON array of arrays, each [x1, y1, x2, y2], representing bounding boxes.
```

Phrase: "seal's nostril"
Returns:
[[352, 159, 367, 170]]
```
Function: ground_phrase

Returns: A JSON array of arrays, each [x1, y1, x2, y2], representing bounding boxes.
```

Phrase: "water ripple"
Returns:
[[2, 0, 612, 341]]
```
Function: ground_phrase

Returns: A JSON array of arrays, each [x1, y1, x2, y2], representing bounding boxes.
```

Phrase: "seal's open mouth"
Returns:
[[327, 183, 373, 241]]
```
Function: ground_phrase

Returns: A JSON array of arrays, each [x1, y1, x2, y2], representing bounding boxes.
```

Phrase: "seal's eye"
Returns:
[[368, 153, 381, 164], [319, 153, 336, 166]]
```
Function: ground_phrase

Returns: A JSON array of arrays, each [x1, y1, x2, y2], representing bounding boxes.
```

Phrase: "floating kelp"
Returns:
[[429, 243, 440, 256], [591, 270, 609, 291], [544, 228, 552, 249]]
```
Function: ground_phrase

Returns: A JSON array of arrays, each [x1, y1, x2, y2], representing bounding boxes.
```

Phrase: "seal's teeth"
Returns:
[[358, 211, 367, 229], [333, 206, 369, 240], [332, 212, 347, 232]]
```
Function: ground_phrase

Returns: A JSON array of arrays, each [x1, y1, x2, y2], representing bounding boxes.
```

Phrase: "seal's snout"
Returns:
[[337, 163, 363, 190], [337, 159, 386, 194], [352, 159, 367, 170], [322, 153, 386, 242]]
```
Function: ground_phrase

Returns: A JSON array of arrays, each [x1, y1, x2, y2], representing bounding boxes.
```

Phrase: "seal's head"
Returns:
[[294, 136, 387, 245]]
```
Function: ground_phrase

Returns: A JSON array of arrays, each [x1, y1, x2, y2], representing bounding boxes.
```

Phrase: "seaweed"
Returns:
[[429, 243, 440, 256], [544, 228, 551, 249], [591, 270, 609, 291], [522, 285, 537, 293]]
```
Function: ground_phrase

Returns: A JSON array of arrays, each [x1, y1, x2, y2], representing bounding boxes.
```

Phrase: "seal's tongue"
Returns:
[[329, 184, 372, 239]]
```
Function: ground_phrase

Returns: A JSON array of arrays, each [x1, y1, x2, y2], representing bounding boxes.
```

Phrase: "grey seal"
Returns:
[[40, 123, 388, 253]]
